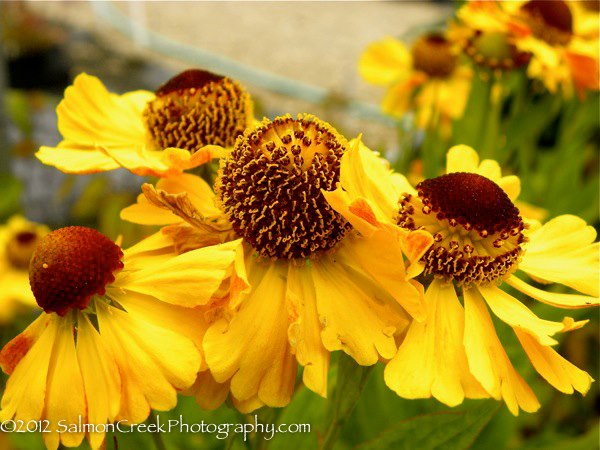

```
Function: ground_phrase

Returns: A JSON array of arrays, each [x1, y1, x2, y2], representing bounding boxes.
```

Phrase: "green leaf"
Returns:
[[355, 400, 500, 450]]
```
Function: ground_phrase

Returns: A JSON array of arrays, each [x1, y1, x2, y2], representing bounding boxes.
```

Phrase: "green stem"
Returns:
[[479, 79, 504, 161], [149, 411, 167, 450], [320, 354, 375, 450]]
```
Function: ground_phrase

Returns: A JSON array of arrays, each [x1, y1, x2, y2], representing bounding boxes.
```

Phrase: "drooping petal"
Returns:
[[515, 327, 593, 395], [463, 287, 540, 415], [312, 254, 403, 365], [337, 232, 427, 322], [520, 215, 599, 297], [43, 315, 86, 450], [96, 301, 200, 423], [506, 276, 599, 309], [186, 371, 230, 411], [76, 313, 121, 450], [286, 264, 330, 398], [0, 315, 57, 423], [204, 262, 296, 407], [478, 284, 567, 346], [385, 280, 487, 407]]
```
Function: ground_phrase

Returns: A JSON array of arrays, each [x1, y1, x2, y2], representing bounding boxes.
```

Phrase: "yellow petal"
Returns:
[[97, 301, 200, 422], [76, 313, 121, 450], [446, 145, 479, 174], [463, 288, 540, 415], [37, 73, 153, 174], [36, 144, 120, 174], [339, 138, 401, 221], [506, 275, 599, 309], [359, 37, 412, 85], [186, 371, 230, 410], [286, 264, 330, 398], [120, 231, 176, 272], [515, 328, 593, 395], [204, 262, 296, 406], [520, 215, 599, 296], [385, 280, 487, 407], [155, 173, 221, 216], [478, 284, 565, 346], [312, 254, 401, 365], [0, 315, 57, 423], [119, 239, 241, 307], [44, 315, 86, 450], [496, 176, 521, 201], [339, 230, 427, 321], [120, 193, 182, 226]]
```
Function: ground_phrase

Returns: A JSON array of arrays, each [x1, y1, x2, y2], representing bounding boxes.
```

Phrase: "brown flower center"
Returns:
[[143, 69, 254, 152], [520, 0, 573, 46], [411, 33, 457, 78], [29, 227, 124, 316], [396, 173, 526, 286], [216, 114, 352, 260]]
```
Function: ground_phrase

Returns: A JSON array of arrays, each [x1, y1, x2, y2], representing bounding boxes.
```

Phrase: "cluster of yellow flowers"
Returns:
[[0, 16, 598, 449], [360, 0, 599, 132]]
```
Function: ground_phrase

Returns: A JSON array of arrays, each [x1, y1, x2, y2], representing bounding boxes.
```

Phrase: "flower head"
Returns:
[[121, 114, 429, 411], [0, 215, 48, 322], [0, 226, 240, 449], [359, 33, 472, 133], [325, 143, 598, 414], [36, 69, 254, 176]]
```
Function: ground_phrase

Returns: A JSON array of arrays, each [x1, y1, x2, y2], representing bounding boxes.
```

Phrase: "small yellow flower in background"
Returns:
[[0, 215, 48, 322], [122, 114, 431, 412], [456, 0, 599, 97], [36, 69, 255, 177], [325, 143, 598, 415], [0, 226, 240, 450], [359, 33, 472, 134]]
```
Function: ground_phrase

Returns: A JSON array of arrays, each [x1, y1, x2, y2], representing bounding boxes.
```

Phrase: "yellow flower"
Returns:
[[0, 215, 49, 322], [36, 69, 254, 176], [0, 226, 240, 449], [456, 0, 600, 96], [122, 114, 430, 411], [359, 33, 472, 133], [325, 143, 598, 415]]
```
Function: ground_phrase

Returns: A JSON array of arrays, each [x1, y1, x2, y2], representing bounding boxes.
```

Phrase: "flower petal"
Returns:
[[463, 288, 540, 415], [76, 313, 121, 450], [312, 254, 403, 365], [44, 315, 86, 450], [0, 315, 57, 423], [118, 239, 241, 307], [97, 301, 200, 423], [186, 371, 230, 411], [506, 276, 599, 309], [478, 284, 565, 346], [359, 37, 412, 86], [385, 280, 487, 407], [520, 215, 599, 297], [515, 327, 593, 395], [446, 145, 479, 174], [286, 264, 330, 398], [204, 263, 296, 406]]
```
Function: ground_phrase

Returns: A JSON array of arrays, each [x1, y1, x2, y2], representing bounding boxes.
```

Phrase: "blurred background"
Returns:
[[0, 1, 598, 450]]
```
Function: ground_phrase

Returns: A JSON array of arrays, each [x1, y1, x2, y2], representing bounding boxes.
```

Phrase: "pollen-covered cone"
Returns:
[[0, 226, 240, 450], [121, 114, 429, 412], [0, 215, 49, 322], [36, 69, 254, 176], [326, 143, 598, 415]]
